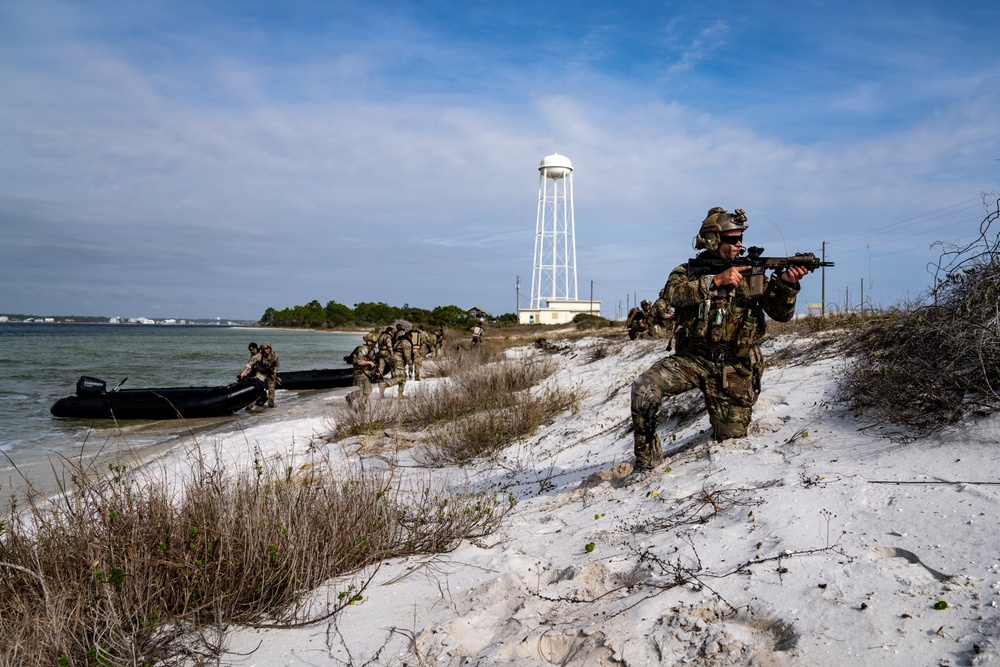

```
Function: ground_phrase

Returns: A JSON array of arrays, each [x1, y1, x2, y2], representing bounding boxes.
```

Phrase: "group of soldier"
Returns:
[[239, 341, 279, 409], [348, 324, 444, 407], [626, 296, 673, 341], [238, 203, 810, 485]]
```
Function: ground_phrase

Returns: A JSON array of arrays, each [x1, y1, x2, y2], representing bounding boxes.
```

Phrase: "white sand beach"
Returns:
[[131, 332, 1000, 666]]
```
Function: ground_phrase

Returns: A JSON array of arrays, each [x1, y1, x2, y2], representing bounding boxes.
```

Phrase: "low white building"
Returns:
[[518, 300, 601, 325]]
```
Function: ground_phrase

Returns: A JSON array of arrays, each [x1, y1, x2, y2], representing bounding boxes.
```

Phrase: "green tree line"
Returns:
[[260, 300, 491, 329]]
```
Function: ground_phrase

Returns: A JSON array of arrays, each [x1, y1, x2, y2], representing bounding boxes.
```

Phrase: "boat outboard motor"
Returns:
[[76, 376, 106, 396]]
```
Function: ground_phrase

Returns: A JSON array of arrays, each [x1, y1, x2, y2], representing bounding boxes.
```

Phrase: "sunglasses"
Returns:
[[720, 234, 743, 245]]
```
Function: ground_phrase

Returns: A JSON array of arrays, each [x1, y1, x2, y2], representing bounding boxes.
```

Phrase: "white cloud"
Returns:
[[1, 1, 999, 318]]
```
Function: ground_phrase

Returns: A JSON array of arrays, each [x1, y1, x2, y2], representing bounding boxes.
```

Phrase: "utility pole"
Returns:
[[821, 241, 827, 317], [590, 280, 594, 315], [515, 275, 520, 316]]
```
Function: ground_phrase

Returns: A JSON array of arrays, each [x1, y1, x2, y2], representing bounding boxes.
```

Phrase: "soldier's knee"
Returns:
[[631, 374, 654, 405], [710, 406, 753, 442]]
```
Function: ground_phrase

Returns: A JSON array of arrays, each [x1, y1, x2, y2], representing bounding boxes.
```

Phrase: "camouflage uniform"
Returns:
[[348, 335, 378, 408], [409, 327, 427, 380], [376, 327, 394, 376], [626, 301, 651, 340], [246, 344, 280, 408], [630, 208, 800, 470], [434, 329, 444, 357], [647, 297, 673, 340], [381, 333, 413, 398]]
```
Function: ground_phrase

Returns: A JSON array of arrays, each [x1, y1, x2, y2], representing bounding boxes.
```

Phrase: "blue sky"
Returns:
[[1, 0, 998, 321]]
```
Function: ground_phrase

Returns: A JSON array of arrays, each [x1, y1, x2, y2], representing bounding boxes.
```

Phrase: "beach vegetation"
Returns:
[[764, 198, 1000, 432], [0, 450, 513, 666], [331, 345, 582, 464], [833, 198, 1000, 431], [572, 313, 613, 329]]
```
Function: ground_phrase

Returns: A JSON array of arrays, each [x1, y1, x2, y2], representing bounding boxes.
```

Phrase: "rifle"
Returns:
[[687, 246, 834, 297]]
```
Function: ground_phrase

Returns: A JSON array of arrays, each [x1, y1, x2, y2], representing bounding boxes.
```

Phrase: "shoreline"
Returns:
[[231, 325, 369, 333], [1, 384, 354, 513]]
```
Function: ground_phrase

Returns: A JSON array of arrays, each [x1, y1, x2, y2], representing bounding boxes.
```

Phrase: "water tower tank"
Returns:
[[539, 154, 573, 180]]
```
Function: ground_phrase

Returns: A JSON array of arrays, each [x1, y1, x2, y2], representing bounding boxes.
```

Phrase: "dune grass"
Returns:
[[0, 448, 513, 666], [332, 344, 583, 464]]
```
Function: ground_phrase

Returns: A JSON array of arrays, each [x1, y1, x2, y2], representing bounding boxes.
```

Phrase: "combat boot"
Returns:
[[632, 430, 663, 472]]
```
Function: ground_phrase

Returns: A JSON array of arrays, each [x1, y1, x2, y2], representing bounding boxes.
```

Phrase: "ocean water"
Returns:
[[0, 323, 361, 501]]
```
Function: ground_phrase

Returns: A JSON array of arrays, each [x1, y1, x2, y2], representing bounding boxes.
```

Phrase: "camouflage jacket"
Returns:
[[649, 298, 672, 327], [626, 307, 647, 331], [249, 351, 279, 378], [377, 331, 394, 357], [351, 343, 378, 378], [393, 337, 413, 366], [666, 253, 799, 359]]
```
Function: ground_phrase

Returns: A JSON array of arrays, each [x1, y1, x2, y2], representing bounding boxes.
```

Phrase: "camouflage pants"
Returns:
[[384, 353, 407, 391], [630, 350, 763, 469], [348, 371, 372, 408], [255, 372, 276, 407], [411, 351, 425, 380], [376, 350, 392, 376]]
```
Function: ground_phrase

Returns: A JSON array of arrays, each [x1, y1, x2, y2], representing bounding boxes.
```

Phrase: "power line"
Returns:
[[831, 198, 982, 247]]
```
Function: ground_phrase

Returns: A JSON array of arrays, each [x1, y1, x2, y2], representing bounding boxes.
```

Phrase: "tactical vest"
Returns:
[[671, 271, 766, 360]]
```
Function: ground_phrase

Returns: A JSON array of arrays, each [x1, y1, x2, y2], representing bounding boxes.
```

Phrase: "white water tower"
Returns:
[[530, 154, 578, 309]]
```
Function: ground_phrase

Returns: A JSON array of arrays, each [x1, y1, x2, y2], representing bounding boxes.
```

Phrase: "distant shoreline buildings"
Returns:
[[0, 315, 255, 326]]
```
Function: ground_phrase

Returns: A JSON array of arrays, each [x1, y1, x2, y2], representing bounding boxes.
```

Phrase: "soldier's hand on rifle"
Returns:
[[779, 265, 808, 284], [713, 266, 751, 288]]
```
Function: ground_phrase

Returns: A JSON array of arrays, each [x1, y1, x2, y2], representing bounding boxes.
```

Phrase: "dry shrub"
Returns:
[[422, 385, 581, 465], [0, 451, 512, 666], [427, 343, 506, 378], [767, 311, 866, 337], [572, 313, 611, 330], [586, 344, 609, 364], [838, 198, 1000, 431], [766, 311, 866, 367], [330, 393, 400, 438], [330, 348, 580, 464], [407, 356, 580, 464]]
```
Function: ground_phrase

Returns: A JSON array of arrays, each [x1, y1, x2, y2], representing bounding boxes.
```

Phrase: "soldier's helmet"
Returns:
[[641, 300, 651, 308], [694, 207, 748, 252], [364, 333, 377, 343]]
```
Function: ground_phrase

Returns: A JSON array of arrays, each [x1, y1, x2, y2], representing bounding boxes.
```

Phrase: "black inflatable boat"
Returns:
[[276, 368, 353, 390], [50, 376, 267, 420]]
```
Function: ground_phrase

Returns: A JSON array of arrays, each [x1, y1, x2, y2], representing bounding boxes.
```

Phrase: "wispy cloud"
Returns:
[[1, 0, 999, 318]]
